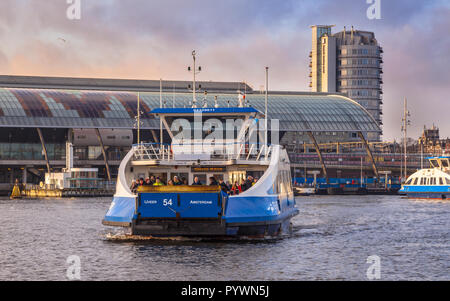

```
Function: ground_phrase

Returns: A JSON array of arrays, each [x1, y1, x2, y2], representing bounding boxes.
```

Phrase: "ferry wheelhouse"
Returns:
[[102, 106, 299, 238], [399, 157, 450, 200]]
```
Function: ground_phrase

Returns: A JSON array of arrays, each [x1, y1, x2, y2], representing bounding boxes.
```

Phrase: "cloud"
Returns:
[[0, 0, 448, 140], [0, 50, 8, 69]]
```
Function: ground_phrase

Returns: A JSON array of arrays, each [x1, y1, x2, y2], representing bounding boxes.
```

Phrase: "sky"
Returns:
[[0, 0, 449, 141]]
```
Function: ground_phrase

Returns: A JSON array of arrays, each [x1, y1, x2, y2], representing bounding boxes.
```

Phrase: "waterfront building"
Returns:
[[310, 25, 383, 141], [0, 75, 380, 193], [417, 125, 450, 154]]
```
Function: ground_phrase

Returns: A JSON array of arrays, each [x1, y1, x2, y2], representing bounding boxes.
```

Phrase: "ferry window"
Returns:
[[213, 174, 224, 182], [439, 178, 444, 185], [193, 174, 207, 185], [442, 160, 449, 168], [446, 178, 450, 185], [430, 159, 438, 168], [420, 178, 425, 185], [413, 178, 419, 185], [405, 178, 412, 185], [431, 178, 436, 185]]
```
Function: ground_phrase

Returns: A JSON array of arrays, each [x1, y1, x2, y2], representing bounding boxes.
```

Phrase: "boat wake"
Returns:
[[104, 231, 288, 243], [104, 232, 204, 242]]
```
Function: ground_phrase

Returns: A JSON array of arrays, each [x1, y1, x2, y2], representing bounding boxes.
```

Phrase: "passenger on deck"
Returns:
[[130, 180, 138, 192], [150, 176, 156, 185], [230, 181, 240, 195], [153, 177, 164, 186], [168, 179, 174, 186], [182, 177, 188, 185], [173, 176, 182, 186], [209, 177, 218, 186], [242, 176, 254, 192], [144, 178, 152, 186], [192, 177, 202, 186], [253, 177, 259, 186], [219, 179, 230, 193], [138, 178, 145, 187]]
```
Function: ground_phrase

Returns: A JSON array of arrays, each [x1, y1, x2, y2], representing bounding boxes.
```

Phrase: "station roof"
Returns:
[[0, 75, 252, 93], [0, 87, 381, 133]]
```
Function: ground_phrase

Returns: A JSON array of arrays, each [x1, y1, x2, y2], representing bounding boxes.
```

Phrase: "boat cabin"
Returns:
[[428, 157, 450, 171], [404, 157, 450, 186], [128, 107, 274, 187]]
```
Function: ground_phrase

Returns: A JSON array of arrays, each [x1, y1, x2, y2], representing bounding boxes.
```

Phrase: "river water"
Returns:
[[0, 195, 448, 281]]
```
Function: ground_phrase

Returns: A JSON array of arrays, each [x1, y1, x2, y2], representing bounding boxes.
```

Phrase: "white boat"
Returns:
[[399, 156, 450, 200], [103, 106, 299, 238]]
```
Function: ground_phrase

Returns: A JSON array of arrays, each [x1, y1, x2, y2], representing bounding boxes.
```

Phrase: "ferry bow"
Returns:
[[103, 107, 299, 238]]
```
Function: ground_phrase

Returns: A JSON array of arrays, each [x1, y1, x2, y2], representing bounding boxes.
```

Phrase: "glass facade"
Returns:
[[0, 143, 130, 162], [0, 88, 380, 134], [0, 143, 65, 161]]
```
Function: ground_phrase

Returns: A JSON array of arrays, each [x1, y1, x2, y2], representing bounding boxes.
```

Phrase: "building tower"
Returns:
[[310, 25, 384, 141]]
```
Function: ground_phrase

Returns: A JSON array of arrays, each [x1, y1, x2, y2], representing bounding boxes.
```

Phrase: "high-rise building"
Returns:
[[309, 25, 383, 141]]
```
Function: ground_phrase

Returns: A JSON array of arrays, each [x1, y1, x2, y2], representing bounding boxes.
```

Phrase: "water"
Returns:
[[0, 195, 448, 281]]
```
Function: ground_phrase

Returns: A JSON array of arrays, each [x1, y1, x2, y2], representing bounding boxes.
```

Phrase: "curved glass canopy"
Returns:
[[0, 88, 380, 133]]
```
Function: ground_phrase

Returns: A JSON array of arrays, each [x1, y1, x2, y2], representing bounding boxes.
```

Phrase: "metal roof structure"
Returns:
[[0, 88, 381, 133], [0, 75, 252, 93]]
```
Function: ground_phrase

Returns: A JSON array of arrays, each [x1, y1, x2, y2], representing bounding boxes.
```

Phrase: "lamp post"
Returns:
[[137, 92, 140, 144], [135, 92, 144, 145], [265, 67, 269, 156], [188, 50, 202, 108], [401, 97, 411, 182]]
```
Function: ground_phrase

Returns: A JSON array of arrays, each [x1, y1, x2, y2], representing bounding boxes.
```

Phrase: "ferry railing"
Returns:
[[132, 142, 273, 163]]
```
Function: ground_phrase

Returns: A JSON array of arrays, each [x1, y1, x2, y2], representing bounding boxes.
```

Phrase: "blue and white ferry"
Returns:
[[102, 105, 299, 238], [399, 156, 450, 200]]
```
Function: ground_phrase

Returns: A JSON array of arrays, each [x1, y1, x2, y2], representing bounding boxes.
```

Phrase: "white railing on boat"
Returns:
[[132, 142, 273, 163]]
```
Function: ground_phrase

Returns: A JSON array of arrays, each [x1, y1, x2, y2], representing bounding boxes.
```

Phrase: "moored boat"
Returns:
[[399, 156, 450, 200]]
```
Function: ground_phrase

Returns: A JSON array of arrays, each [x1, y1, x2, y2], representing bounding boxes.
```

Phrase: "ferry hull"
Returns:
[[102, 141, 300, 239], [131, 188, 299, 238], [131, 214, 296, 238], [403, 192, 450, 200], [103, 191, 299, 238], [400, 185, 450, 200]]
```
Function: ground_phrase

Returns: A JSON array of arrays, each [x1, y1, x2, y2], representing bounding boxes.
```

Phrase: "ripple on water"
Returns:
[[0, 196, 449, 281]]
